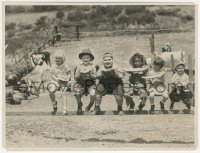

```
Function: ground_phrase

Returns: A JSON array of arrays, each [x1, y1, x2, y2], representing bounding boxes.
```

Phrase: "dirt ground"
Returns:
[[5, 92, 196, 150]]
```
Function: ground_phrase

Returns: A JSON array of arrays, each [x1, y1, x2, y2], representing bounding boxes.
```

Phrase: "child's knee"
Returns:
[[163, 93, 169, 99], [89, 89, 96, 97], [149, 92, 154, 98]]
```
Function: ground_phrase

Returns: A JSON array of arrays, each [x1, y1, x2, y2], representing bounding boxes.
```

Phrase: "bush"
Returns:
[[125, 6, 147, 15], [7, 30, 16, 38], [18, 23, 33, 31], [5, 22, 16, 31], [32, 6, 58, 12], [67, 10, 85, 22], [33, 16, 49, 31], [56, 10, 65, 20], [181, 15, 193, 22], [156, 8, 180, 16], [5, 6, 25, 13]]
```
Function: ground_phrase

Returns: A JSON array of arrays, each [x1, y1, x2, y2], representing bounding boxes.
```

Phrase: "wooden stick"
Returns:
[[188, 54, 193, 81], [171, 54, 175, 73]]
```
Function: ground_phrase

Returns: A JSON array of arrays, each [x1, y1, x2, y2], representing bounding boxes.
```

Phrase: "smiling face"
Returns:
[[103, 56, 113, 69], [176, 64, 185, 75], [153, 64, 161, 72], [81, 55, 91, 65], [133, 57, 143, 68], [54, 57, 64, 65]]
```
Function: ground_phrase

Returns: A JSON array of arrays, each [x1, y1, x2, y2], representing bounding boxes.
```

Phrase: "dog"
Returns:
[[31, 52, 51, 66]]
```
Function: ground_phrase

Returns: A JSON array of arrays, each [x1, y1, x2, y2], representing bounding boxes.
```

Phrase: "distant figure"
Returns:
[[53, 26, 61, 42], [162, 43, 171, 52], [49, 26, 62, 46]]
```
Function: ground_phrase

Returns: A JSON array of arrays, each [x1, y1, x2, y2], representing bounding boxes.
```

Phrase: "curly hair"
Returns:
[[129, 52, 146, 68]]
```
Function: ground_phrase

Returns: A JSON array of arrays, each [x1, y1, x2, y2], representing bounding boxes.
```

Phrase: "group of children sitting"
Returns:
[[48, 49, 193, 115]]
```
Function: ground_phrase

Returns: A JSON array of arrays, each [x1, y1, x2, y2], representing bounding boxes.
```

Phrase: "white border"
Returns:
[[0, 0, 199, 153]]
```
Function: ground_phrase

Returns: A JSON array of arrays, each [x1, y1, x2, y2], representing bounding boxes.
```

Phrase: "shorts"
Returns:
[[49, 80, 70, 92], [169, 89, 193, 102], [96, 83, 123, 96], [73, 83, 96, 96], [149, 87, 168, 96]]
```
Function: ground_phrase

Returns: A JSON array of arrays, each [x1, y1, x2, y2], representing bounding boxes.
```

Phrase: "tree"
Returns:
[[56, 10, 65, 20]]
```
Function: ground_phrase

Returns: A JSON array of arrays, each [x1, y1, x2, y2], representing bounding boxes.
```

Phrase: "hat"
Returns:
[[103, 53, 113, 59], [175, 60, 186, 68], [79, 49, 94, 61]]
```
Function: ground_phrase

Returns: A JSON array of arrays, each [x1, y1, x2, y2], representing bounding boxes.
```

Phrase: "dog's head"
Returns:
[[31, 53, 45, 66]]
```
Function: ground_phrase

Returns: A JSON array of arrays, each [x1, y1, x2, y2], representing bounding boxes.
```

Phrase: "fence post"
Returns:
[[188, 54, 194, 106], [149, 33, 155, 54], [171, 54, 175, 73], [76, 25, 80, 41]]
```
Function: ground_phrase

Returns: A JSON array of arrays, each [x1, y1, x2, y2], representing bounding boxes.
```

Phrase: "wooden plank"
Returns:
[[188, 54, 194, 81], [6, 110, 194, 116], [188, 54, 195, 106]]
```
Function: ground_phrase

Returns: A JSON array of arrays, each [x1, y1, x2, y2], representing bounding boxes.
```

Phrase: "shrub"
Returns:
[[32, 6, 58, 12], [5, 22, 16, 31], [125, 6, 147, 15], [181, 15, 193, 22], [156, 8, 180, 16], [18, 23, 33, 31], [56, 10, 65, 20], [67, 10, 85, 22], [7, 30, 16, 38], [5, 6, 25, 13], [33, 16, 49, 31]]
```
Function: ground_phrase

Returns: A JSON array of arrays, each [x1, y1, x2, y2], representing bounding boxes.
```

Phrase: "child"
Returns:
[[49, 50, 71, 115], [74, 49, 96, 114], [147, 57, 169, 114], [169, 61, 193, 110], [124, 52, 148, 112], [94, 53, 124, 115]]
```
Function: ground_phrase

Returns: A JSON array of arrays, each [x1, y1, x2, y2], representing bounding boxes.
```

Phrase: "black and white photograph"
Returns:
[[2, 2, 198, 150]]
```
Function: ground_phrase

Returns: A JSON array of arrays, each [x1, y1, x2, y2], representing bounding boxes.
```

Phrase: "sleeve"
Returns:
[[90, 65, 97, 79], [96, 66, 103, 79], [51, 65, 58, 81], [74, 65, 81, 81], [114, 64, 124, 78], [65, 64, 71, 81], [170, 74, 177, 84], [182, 74, 190, 86]]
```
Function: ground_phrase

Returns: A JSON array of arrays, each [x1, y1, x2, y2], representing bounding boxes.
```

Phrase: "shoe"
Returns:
[[77, 103, 83, 114], [169, 103, 174, 110], [118, 105, 124, 115], [51, 101, 57, 115], [149, 105, 155, 114], [118, 110, 124, 115], [92, 106, 101, 115], [62, 110, 68, 116], [160, 101, 165, 110], [186, 104, 191, 110]]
